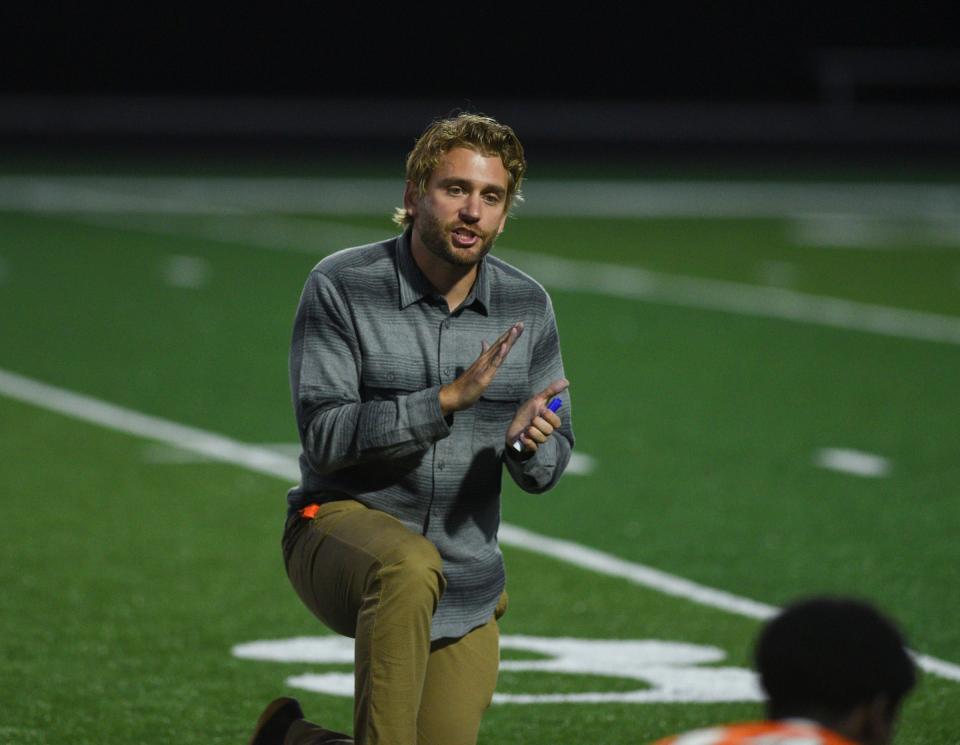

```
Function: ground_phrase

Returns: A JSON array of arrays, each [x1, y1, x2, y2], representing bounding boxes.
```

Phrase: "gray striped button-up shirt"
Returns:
[[287, 229, 574, 639]]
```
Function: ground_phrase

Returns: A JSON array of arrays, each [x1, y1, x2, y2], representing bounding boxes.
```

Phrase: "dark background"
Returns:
[[2, 3, 959, 166]]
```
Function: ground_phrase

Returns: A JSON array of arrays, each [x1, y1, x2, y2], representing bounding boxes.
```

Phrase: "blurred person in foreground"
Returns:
[[654, 597, 916, 745], [249, 113, 574, 745]]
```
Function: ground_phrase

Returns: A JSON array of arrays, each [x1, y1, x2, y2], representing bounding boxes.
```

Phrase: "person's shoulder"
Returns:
[[651, 722, 765, 745], [485, 254, 551, 304], [310, 235, 399, 283], [652, 720, 855, 745]]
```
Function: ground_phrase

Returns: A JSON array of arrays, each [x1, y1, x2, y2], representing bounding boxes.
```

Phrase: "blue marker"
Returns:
[[511, 397, 563, 453]]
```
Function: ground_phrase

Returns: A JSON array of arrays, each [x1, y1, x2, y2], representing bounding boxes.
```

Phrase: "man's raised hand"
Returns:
[[505, 378, 570, 456], [439, 322, 524, 415]]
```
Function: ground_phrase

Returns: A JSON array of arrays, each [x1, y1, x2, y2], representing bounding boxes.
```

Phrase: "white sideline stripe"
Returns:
[[497, 523, 776, 621], [60, 210, 960, 349], [2, 175, 960, 218], [75, 213, 386, 255], [499, 250, 960, 347], [0, 368, 296, 482], [791, 213, 960, 250], [1, 365, 958, 684], [914, 654, 960, 682]]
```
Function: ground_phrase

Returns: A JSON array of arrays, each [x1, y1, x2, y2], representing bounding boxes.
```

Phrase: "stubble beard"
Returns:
[[416, 210, 497, 268]]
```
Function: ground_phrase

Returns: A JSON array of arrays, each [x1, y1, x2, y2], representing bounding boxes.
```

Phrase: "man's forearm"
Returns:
[[299, 386, 450, 475]]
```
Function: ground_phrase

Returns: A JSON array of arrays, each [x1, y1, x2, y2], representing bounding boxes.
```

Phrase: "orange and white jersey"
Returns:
[[653, 720, 858, 745]]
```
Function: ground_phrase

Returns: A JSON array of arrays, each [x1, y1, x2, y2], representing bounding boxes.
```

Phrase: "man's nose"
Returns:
[[459, 193, 481, 222]]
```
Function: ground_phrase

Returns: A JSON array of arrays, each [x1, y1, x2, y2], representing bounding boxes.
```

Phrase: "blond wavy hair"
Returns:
[[392, 113, 527, 228]]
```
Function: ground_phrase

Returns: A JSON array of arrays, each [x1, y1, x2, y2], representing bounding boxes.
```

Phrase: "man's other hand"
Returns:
[[439, 322, 524, 415], [505, 378, 570, 455]]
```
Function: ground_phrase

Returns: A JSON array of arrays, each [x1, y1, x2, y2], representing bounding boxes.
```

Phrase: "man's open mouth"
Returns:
[[450, 228, 480, 248]]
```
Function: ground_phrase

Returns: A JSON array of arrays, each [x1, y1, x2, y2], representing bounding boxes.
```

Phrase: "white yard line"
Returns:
[[790, 213, 960, 250], [49, 210, 960, 348], [497, 523, 777, 621], [2, 175, 960, 218], [75, 213, 385, 255], [498, 250, 960, 347], [0, 368, 295, 481], [1, 366, 958, 683]]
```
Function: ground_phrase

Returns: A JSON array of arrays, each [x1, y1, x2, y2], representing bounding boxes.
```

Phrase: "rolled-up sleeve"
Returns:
[[289, 270, 450, 475]]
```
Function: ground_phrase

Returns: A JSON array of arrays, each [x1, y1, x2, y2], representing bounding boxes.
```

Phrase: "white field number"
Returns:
[[231, 635, 763, 704]]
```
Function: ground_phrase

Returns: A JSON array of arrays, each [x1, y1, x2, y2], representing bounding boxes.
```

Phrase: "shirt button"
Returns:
[[442, 320, 450, 330], [437, 462, 445, 470]]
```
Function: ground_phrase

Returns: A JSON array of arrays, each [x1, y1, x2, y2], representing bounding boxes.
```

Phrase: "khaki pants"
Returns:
[[282, 500, 505, 745]]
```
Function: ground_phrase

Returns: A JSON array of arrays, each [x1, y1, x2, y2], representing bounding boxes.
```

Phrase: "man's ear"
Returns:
[[402, 181, 419, 219]]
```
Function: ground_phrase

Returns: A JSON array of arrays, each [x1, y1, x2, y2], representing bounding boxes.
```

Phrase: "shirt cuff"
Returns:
[[504, 435, 561, 492], [406, 384, 452, 443]]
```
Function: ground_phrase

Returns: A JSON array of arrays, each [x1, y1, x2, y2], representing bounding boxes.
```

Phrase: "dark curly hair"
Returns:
[[756, 596, 916, 720]]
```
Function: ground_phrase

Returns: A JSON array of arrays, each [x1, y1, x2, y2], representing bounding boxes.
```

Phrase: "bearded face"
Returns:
[[405, 148, 510, 272], [415, 203, 499, 268]]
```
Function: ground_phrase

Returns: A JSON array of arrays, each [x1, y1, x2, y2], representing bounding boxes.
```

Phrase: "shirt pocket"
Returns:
[[360, 355, 429, 399], [471, 378, 527, 454]]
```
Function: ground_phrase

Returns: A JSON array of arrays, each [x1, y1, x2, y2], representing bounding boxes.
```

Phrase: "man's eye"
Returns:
[[482, 194, 502, 205], [447, 186, 465, 196]]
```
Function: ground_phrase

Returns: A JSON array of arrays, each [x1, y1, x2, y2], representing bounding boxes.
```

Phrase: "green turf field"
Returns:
[[1, 172, 958, 744]]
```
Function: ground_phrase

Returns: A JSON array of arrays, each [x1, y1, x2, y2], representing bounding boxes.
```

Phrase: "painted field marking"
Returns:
[[161, 255, 210, 289], [51, 210, 960, 348], [497, 523, 775, 621], [498, 249, 960, 347], [0, 367, 294, 481], [3, 175, 960, 218], [76, 212, 380, 256], [1, 366, 958, 683], [813, 448, 892, 478], [232, 634, 763, 704], [790, 213, 960, 249], [566, 452, 596, 476]]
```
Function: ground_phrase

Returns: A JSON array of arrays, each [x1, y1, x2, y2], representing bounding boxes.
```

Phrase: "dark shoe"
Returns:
[[249, 697, 304, 745]]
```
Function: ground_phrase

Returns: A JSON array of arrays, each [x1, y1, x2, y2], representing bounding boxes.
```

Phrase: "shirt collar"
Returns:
[[396, 228, 490, 315], [396, 228, 434, 309]]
